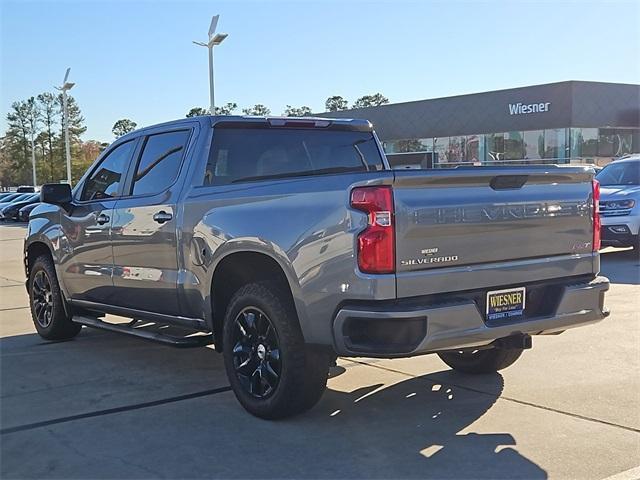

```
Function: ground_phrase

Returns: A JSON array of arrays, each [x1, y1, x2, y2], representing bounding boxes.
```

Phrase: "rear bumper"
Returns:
[[332, 276, 610, 358]]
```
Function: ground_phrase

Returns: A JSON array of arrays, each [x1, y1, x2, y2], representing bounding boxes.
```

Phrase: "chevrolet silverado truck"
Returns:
[[25, 116, 610, 419]]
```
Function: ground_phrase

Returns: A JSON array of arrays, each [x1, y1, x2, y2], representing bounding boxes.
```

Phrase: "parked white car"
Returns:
[[596, 156, 640, 250]]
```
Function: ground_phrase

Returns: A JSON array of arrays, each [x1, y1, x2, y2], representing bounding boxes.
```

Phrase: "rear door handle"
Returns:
[[96, 213, 110, 225], [153, 211, 173, 224]]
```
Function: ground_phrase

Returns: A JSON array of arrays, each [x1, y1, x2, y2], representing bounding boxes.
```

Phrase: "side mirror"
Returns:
[[40, 183, 72, 206]]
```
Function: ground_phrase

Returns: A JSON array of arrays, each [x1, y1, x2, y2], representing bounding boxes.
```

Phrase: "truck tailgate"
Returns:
[[393, 166, 597, 298]]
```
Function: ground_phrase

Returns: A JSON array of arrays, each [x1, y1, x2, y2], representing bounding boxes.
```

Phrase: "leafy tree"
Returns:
[[325, 96, 348, 112], [353, 93, 389, 109], [186, 107, 208, 117], [214, 102, 238, 115], [73, 140, 103, 182], [2, 93, 89, 186], [242, 104, 271, 116], [283, 105, 313, 117], [187, 103, 237, 117], [112, 119, 138, 138]]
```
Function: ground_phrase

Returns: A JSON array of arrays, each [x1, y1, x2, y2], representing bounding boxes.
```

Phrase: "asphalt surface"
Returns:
[[0, 223, 639, 479]]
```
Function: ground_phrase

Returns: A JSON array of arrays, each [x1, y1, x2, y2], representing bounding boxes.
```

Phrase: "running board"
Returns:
[[73, 316, 213, 348]]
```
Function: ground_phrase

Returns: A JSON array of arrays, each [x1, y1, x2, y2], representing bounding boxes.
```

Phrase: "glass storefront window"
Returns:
[[505, 131, 525, 160], [523, 130, 544, 160], [571, 128, 598, 158], [383, 138, 433, 154], [599, 129, 633, 157], [384, 128, 637, 166], [395, 139, 425, 153], [433, 137, 448, 166], [420, 138, 434, 153], [544, 129, 567, 160], [465, 135, 484, 163], [486, 133, 504, 162], [448, 136, 466, 163]]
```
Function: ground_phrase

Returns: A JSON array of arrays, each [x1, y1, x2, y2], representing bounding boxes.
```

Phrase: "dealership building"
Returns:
[[324, 81, 640, 168]]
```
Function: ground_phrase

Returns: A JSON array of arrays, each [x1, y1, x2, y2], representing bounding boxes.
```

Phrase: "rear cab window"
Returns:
[[204, 127, 385, 186]]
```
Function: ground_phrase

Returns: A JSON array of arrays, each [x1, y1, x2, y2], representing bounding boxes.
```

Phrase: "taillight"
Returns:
[[592, 179, 601, 251], [350, 186, 395, 274]]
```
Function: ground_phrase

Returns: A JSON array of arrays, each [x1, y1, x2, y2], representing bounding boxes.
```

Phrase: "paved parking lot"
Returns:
[[1, 223, 639, 479]]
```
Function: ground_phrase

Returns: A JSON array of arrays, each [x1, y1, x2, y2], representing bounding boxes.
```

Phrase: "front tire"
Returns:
[[438, 347, 523, 374], [28, 254, 81, 340], [222, 282, 331, 419]]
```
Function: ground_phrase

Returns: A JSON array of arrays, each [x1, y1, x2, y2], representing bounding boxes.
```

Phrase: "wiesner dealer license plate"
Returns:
[[486, 287, 526, 321]]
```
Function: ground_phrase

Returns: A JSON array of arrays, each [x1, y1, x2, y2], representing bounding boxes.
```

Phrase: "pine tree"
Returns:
[[37, 92, 59, 182]]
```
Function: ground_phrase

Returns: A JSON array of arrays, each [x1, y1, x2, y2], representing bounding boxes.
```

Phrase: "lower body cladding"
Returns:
[[601, 225, 639, 248], [332, 276, 610, 358], [601, 214, 640, 249]]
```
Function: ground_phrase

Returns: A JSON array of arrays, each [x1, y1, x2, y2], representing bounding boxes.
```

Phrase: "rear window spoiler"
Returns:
[[210, 115, 373, 132]]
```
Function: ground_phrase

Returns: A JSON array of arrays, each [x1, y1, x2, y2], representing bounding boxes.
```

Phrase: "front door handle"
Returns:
[[96, 213, 110, 225], [153, 211, 173, 224]]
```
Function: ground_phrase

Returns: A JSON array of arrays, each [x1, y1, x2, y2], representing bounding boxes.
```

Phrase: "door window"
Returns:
[[131, 130, 190, 196], [80, 140, 136, 201]]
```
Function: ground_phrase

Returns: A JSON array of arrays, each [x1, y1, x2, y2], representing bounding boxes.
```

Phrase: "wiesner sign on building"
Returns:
[[508, 102, 551, 115]]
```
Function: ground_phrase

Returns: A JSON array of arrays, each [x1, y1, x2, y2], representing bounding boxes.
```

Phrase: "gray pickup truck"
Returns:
[[25, 116, 609, 418]]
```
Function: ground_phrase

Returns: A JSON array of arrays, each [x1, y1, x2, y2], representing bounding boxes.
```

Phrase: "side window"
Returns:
[[81, 140, 136, 201], [131, 130, 190, 196]]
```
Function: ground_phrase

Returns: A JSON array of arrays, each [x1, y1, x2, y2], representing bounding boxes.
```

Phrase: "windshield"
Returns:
[[596, 161, 640, 186], [10, 194, 32, 203], [0, 194, 20, 203]]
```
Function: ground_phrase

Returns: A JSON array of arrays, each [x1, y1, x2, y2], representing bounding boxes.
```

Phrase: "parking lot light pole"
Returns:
[[193, 15, 228, 114], [55, 68, 75, 185]]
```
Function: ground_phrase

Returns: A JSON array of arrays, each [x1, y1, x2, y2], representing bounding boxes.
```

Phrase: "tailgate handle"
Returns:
[[490, 175, 529, 190]]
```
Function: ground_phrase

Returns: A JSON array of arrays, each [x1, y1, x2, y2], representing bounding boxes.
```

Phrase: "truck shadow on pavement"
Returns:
[[600, 248, 640, 285], [300, 365, 547, 479], [1, 328, 547, 479]]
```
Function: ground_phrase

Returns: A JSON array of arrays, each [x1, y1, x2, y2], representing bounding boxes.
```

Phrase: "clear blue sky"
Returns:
[[2, 0, 639, 141]]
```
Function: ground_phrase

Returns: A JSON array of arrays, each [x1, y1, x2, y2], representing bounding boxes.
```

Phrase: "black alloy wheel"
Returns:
[[231, 307, 281, 399], [31, 270, 54, 328]]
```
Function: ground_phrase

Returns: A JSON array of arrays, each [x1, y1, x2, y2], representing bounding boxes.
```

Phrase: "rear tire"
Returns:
[[28, 253, 81, 340], [438, 347, 523, 374], [222, 282, 331, 419]]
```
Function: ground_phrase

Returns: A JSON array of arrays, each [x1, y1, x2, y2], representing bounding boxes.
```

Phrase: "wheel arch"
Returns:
[[208, 248, 308, 351], [25, 240, 55, 281], [25, 239, 72, 317]]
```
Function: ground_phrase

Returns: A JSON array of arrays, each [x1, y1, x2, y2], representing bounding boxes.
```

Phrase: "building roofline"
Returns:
[[323, 80, 640, 114]]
